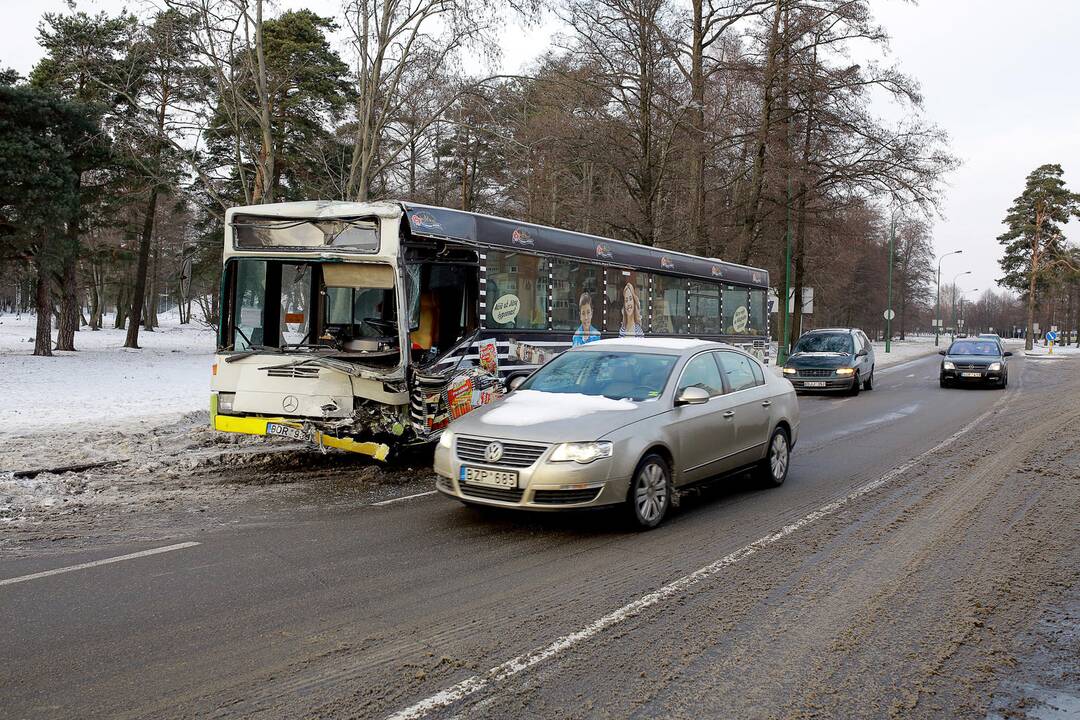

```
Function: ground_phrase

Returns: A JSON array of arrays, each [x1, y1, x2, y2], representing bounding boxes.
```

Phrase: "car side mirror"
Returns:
[[508, 376, 527, 391], [675, 386, 710, 406], [938, 350, 947, 356], [856, 349, 868, 357], [1003, 351, 1013, 357]]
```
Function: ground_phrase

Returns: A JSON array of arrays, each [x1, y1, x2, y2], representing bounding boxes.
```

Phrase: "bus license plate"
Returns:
[[804, 381, 827, 387], [266, 422, 306, 441], [461, 466, 518, 488]]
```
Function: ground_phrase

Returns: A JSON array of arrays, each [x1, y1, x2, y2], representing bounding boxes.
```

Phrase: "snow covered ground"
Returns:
[[1024, 342, 1079, 359], [0, 311, 215, 432]]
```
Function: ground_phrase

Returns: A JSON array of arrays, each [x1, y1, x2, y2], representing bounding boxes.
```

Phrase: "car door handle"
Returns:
[[722, 411, 735, 419], [761, 400, 772, 407]]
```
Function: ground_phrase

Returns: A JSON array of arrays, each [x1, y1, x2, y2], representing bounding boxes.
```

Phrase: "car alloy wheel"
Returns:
[[769, 431, 789, 483], [629, 455, 671, 529], [755, 427, 790, 487]]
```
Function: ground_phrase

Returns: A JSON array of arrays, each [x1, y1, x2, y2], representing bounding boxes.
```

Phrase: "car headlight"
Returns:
[[834, 368, 855, 376], [549, 441, 613, 464], [943, 361, 956, 370], [988, 362, 1002, 372], [217, 392, 235, 413], [782, 367, 797, 375], [438, 429, 455, 449]]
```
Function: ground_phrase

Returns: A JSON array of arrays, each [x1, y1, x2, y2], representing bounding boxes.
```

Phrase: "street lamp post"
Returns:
[[935, 250, 963, 346], [886, 214, 895, 353], [955, 288, 978, 335], [950, 271, 972, 340]]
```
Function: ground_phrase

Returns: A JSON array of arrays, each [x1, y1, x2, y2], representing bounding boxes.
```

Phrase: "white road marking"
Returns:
[[907, 373, 916, 378], [386, 393, 1010, 720], [372, 490, 438, 506], [0, 542, 201, 588]]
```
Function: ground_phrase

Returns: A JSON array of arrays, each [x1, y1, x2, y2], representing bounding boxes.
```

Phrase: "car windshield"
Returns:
[[792, 333, 853, 355], [949, 341, 1000, 356], [520, 351, 678, 401]]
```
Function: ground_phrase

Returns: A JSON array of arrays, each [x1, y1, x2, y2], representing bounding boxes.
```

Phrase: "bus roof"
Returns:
[[224, 200, 769, 288], [402, 203, 769, 288]]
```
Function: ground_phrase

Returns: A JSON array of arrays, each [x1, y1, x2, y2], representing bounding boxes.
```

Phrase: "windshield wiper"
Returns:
[[225, 327, 283, 362]]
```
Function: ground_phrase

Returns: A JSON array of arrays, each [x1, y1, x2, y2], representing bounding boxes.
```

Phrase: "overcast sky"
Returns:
[[5, 0, 1079, 296]]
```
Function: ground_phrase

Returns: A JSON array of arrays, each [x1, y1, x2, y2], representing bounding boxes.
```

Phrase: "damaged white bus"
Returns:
[[210, 201, 771, 460]]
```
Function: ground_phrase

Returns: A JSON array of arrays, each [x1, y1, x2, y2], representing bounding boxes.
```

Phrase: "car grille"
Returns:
[[532, 488, 602, 505], [797, 368, 835, 377], [954, 363, 984, 371], [459, 483, 525, 502], [456, 437, 548, 468]]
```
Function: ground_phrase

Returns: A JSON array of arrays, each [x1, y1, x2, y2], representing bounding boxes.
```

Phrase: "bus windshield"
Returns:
[[226, 258, 399, 360]]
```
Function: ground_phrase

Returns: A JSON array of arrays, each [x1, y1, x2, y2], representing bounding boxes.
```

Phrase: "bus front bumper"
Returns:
[[210, 395, 391, 461]]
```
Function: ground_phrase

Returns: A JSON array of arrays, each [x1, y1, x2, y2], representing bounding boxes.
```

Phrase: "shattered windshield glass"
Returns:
[[232, 215, 379, 252]]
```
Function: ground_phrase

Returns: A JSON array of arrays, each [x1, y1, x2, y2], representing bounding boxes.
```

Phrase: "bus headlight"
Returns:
[[217, 392, 235, 413], [550, 442, 613, 464], [943, 361, 956, 370], [438, 429, 455, 450], [834, 368, 855, 376]]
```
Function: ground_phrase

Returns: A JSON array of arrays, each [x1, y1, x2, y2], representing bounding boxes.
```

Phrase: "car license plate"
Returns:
[[461, 466, 518, 488], [961, 372, 982, 378], [804, 381, 827, 387], [266, 422, 306, 441]]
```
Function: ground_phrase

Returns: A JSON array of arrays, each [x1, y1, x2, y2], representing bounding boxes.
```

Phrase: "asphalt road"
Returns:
[[3, 351, 1078, 720]]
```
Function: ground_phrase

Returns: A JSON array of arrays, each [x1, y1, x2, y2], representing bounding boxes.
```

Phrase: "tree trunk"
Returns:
[[687, 0, 707, 255], [56, 254, 79, 351], [738, 0, 784, 264], [33, 254, 53, 357], [791, 186, 807, 339], [125, 187, 159, 348]]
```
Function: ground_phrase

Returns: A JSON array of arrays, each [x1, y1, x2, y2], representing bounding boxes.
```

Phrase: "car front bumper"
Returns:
[[786, 374, 856, 391], [941, 368, 1003, 382], [433, 439, 630, 511]]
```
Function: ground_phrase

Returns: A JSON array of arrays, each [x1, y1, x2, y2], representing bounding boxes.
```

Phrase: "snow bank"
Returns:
[[0, 312, 215, 432], [480, 389, 637, 426]]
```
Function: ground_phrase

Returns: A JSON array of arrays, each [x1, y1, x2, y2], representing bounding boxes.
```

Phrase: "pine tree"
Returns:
[[997, 164, 1080, 350]]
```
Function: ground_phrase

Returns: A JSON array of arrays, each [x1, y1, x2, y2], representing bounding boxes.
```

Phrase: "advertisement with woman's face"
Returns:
[[607, 271, 645, 338]]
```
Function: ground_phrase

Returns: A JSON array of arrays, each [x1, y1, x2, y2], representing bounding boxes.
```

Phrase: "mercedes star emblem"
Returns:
[[282, 395, 299, 413]]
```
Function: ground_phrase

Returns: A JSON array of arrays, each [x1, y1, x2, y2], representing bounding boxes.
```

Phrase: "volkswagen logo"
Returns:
[[282, 395, 299, 413], [484, 441, 504, 463]]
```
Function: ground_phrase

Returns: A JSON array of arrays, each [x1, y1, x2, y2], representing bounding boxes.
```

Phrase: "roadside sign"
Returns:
[[179, 256, 193, 297], [1046, 330, 1059, 342], [883, 309, 895, 320]]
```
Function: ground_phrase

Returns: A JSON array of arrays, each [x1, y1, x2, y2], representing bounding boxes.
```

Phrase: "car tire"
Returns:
[[848, 372, 861, 396], [755, 426, 791, 488], [625, 454, 672, 530], [863, 369, 874, 391]]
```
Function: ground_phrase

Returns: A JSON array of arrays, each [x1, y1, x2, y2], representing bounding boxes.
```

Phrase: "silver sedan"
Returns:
[[434, 338, 800, 528]]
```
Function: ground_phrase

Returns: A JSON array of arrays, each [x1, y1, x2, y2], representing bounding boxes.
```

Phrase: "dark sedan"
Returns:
[[939, 339, 1011, 388]]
